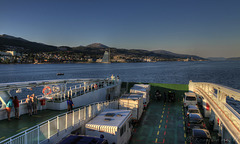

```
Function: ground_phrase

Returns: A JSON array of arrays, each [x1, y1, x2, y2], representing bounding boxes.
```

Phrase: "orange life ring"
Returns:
[[42, 86, 52, 95], [94, 84, 98, 89]]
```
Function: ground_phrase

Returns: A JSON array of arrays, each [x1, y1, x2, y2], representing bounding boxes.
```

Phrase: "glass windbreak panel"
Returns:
[[214, 88, 218, 95], [186, 96, 196, 101]]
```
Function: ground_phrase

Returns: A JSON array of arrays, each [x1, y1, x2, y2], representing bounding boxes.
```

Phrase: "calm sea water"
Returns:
[[0, 61, 240, 90], [1, 61, 240, 113]]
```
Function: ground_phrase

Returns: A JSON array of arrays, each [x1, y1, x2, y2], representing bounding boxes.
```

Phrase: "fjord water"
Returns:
[[0, 61, 240, 90]]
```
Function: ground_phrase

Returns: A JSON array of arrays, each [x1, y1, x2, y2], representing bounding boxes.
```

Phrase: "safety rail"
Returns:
[[225, 103, 240, 120], [44, 80, 117, 102], [6, 79, 118, 106], [0, 99, 119, 144], [189, 81, 240, 143], [0, 76, 119, 109]]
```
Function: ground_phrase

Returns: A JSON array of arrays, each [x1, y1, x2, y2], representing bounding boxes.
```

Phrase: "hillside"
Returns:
[[0, 34, 205, 60], [0, 34, 58, 52], [72, 46, 178, 59], [227, 57, 240, 61], [152, 50, 205, 60], [207, 57, 227, 61]]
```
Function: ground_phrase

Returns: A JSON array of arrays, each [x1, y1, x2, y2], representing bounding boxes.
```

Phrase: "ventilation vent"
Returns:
[[105, 113, 115, 117], [116, 114, 122, 117], [104, 118, 112, 121]]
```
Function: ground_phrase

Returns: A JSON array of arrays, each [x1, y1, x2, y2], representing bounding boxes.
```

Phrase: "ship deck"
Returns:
[[0, 109, 66, 141], [0, 82, 219, 143], [129, 83, 188, 144]]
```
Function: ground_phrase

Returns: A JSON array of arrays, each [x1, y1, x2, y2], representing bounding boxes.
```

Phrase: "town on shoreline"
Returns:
[[0, 50, 205, 64]]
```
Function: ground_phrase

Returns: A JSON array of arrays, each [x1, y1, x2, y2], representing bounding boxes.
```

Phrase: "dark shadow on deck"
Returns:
[[0, 109, 66, 141]]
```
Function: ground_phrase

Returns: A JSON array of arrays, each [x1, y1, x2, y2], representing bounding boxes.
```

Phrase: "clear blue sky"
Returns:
[[0, 0, 240, 58]]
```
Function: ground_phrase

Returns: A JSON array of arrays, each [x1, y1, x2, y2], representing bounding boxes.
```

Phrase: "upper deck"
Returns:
[[1, 82, 239, 144]]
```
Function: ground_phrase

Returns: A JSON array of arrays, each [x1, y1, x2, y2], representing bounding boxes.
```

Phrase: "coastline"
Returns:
[[0, 60, 209, 65]]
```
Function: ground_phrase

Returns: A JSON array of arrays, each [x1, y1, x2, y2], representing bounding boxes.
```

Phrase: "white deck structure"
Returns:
[[189, 81, 240, 144], [86, 109, 132, 144], [0, 76, 121, 120], [130, 84, 150, 107], [119, 93, 143, 120]]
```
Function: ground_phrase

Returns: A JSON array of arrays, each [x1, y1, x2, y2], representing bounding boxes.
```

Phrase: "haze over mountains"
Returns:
[[0, 34, 215, 60]]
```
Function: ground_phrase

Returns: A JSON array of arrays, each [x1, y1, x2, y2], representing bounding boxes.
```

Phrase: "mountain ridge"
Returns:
[[152, 50, 203, 59], [86, 43, 109, 48], [0, 34, 205, 60]]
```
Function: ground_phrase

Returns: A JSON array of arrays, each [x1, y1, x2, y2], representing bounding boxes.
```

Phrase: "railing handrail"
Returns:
[[15, 79, 117, 104], [0, 98, 118, 143], [225, 103, 240, 120], [191, 81, 240, 101], [194, 85, 240, 143]]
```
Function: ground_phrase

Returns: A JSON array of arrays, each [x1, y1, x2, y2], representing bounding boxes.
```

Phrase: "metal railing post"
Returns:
[[48, 120, 50, 140], [75, 85, 77, 96], [72, 110, 74, 127], [38, 125, 40, 144], [57, 116, 59, 135], [65, 113, 68, 130], [79, 108, 81, 124], [84, 106, 86, 121], [79, 84, 82, 95], [25, 131, 27, 144], [84, 85, 86, 94], [89, 105, 92, 118]]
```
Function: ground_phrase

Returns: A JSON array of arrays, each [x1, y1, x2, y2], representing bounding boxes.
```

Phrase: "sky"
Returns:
[[0, 0, 240, 58]]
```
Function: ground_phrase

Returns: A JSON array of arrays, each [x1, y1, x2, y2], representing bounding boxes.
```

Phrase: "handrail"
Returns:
[[3, 78, 118, 106], [0, 99, 119, 144], [225, 103, 240, 120], [0, 80, 117, 111], [189, 81, 240, 101], [193, 84, 240, 143]]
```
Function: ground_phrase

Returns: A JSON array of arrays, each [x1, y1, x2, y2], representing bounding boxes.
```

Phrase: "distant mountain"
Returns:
[[0, 34, 29, 42], [207, 57, 227, 61], [86, 43, 109, 48], [152, 50, 205, 60], [226, 57, 240, 61], [0, 34, 205, 60], [0, 34, 57, 52]]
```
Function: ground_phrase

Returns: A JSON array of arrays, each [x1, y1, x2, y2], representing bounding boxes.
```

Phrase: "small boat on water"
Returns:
[[56, 73, 64, 76]]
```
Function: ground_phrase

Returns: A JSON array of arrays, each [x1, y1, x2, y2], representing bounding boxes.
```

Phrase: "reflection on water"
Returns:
[[0, 61, 240, 113], [0, 61, 239, 89]]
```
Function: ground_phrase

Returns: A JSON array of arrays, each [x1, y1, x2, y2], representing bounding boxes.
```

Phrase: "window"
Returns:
[[120, 124, 126, 137], [186, 96, 196, 101], [129, 120, 132, 128]]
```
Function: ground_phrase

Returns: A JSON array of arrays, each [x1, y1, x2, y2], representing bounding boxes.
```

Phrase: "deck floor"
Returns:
[[129, 98, 186, 144], [1, 83, 220, 143], [0, 109, 66, 141]]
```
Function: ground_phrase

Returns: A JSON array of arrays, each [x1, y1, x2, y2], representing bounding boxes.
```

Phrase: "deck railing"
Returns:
[[1, 77, 119, 109], [0, 79, 117, 108], [189, 81, 240, 143], [0, 99, 119, 144]]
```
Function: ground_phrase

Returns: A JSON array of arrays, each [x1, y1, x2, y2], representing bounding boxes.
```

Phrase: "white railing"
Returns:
[[189, 81, 240, 144], [0, 99, 119, 144], [12, 79, 117, 105], [1, 76, 119, 109], [44, 79, 117, 102]]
